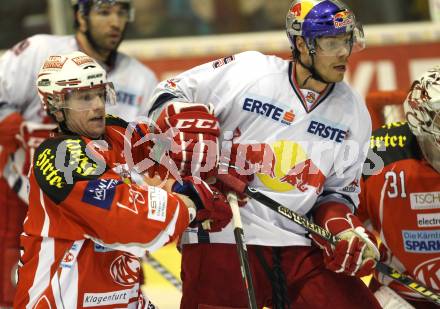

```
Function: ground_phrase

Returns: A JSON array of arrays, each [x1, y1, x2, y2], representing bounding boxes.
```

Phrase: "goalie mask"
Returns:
[[404, 66, 440, 172], [36, 51, 116, 114]]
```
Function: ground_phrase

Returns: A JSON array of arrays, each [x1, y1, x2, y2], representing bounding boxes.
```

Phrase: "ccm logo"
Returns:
[[175, 118, 218, 129]]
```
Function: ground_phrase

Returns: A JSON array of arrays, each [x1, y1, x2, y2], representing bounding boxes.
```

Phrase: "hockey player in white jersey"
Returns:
[[0, 1, 157, 306], [147, 0, 382, 308]]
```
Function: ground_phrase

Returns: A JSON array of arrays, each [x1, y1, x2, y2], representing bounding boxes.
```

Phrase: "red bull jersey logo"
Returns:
[[165, 78, 178, 90], [255, 140, 326, 194], [333, 10, 354, 29], [279, 159, 325, 194]]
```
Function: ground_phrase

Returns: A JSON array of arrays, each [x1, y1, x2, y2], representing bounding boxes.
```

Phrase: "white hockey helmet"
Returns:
[[37, 51, 116, 113], [404, 66, 440, 171]]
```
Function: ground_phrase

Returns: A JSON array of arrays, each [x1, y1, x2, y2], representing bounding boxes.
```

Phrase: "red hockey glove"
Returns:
[[152, 102, 220, 180], [311, 202, 379, 277], [228, 142, 276, 178], [214, 167, 250, 207], [172, 176, 232, 232], [214, 128, 276, 206]]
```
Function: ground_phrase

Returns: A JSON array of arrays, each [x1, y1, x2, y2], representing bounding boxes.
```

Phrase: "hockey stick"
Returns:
[[142, 254, 182, 291], [227, 192, 258, 309], [217, 173, 440, 306]]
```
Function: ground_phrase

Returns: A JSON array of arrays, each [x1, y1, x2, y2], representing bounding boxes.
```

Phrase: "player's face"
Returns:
[[87, 3, 130, 52], [310, 33, 352, 83], [64, 88, 106, 138]]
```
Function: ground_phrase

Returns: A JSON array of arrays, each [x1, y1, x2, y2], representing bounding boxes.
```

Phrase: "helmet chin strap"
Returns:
[[296, 47, 329, 86], [56, 109, 77, 135]]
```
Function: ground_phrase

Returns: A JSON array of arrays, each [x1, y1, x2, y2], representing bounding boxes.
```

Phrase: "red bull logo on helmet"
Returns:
[[290, 3, 302, 17], [333, 10, 354, 29]]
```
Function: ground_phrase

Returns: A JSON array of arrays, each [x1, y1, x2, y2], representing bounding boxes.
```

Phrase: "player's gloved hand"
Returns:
[[311, 202, 379, 277], [229, 142, 276, 178], [214, 166, 251, 207], [172, 176, 232, 232], [152, 102, 220, 180], [213, 128, 276, 206]]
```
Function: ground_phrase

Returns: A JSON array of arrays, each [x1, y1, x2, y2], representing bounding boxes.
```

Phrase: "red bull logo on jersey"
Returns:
[[220, 127, 277, 177], [342, 179, 359, 193], [256, 140, 327, 194], [165, 78, 178, 90], [243, 97, 295, 126], [279, 159, 325, 194], [334, 10, 354, 29]]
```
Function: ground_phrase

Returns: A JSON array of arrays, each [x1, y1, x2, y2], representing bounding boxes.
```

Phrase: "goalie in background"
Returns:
[[359, 67, 440, 309]]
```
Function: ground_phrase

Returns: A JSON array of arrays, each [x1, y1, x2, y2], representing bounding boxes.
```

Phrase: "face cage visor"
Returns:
[[308, 22, 365, 57], [407, 99, 440, 149], [51, 82, 116, 112]]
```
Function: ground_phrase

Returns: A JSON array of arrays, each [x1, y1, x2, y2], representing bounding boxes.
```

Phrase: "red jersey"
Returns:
[[14, 116, 190, 308], [359, 122, 440, 301]]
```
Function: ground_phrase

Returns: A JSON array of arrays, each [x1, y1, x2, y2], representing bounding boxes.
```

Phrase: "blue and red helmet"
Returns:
[[286, 0, 365, 55]]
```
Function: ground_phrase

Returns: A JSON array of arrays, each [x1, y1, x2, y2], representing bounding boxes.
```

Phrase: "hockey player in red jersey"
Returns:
[[359, 67, 440, 309], [146, 1, 381, 308], [13, 51, 231, 308], [0, 1, 159, 306]]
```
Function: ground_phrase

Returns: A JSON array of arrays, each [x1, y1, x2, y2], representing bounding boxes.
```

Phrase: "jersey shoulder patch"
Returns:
[[105, 114, 129, 129], [33, 135, 106, 204]]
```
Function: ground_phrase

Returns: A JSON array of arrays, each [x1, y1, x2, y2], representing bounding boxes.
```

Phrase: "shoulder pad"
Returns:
[[105, 114, 129, 129], [33, 136, 106, 204]]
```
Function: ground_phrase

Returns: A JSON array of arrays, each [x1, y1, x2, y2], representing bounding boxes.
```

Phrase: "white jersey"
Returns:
[[150, 51, 371, 247], [0, 34, 158, 122]]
